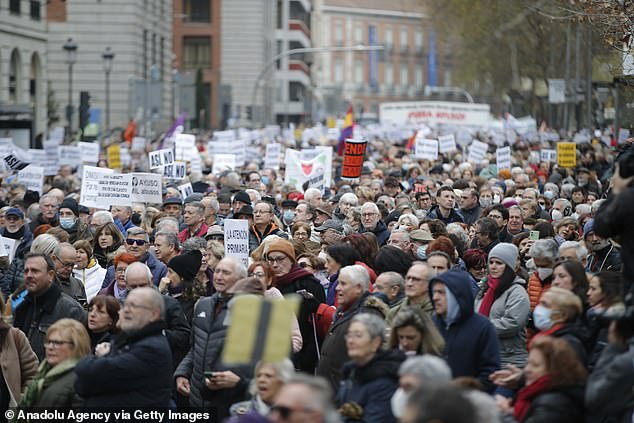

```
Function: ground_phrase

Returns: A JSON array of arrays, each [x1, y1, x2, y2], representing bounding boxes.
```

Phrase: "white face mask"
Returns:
[[391, 388, 409, 419], [533, 304, 554, 330], [493, 194, 501, 204], [537, 267, 553, 281]]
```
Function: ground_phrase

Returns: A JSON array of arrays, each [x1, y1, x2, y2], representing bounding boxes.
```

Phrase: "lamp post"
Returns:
[[63, 38, 78, 137], [102, 46, 115, 133], [250, 45, 384, 127]]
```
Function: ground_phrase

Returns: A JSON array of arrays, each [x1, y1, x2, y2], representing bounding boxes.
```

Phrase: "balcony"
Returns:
[[289, 60, 310, 76], [289, 20, 311, 40]]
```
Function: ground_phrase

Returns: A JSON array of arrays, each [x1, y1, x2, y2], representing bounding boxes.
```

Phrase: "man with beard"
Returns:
[[584, 219, 621, 273], [0, 208, 33, 298]]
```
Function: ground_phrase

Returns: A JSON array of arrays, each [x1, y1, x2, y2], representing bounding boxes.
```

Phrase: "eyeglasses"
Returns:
[[250, 272, 266, 278], [361, 213, 378, 218], [122, 301, 154, 311], [126, 239, 147, 246], [45, 339, 73, 348], [267, 256, 288, 265], [54, 257, 75, 268]]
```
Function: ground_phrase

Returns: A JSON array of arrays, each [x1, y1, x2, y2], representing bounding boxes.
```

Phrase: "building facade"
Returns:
[[46, 0, 173, 138], [312, 0, 452, 121], [0, 0, 47, 148]]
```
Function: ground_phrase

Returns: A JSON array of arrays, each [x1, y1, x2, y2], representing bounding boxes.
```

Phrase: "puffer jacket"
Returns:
[[336, 349, 405, 423], [475, 276, 530, 367], [174, 294, 253, 420], [316, 293, 389, 392], [507, 384, 586, 423], [527, 272, 553, 311], [0, 227, 33, 298]]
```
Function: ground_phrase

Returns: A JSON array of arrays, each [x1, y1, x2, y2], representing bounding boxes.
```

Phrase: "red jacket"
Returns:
[[178, 223, 209, 243]]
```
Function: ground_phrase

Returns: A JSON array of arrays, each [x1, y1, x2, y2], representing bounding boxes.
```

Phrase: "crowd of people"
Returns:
[[0, 130, 633, 423]]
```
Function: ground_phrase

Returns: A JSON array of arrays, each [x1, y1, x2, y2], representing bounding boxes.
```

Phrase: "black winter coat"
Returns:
[[336, 349, 405, 423], [75, 320, 173, 408], [0, 226, 33, 298], [520, 385, 585, 423], [162, 295, 191, 370]]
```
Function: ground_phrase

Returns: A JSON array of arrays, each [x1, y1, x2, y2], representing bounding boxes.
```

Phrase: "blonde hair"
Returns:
[[544, 287, 582, 322], [47, 318, 91, 359]]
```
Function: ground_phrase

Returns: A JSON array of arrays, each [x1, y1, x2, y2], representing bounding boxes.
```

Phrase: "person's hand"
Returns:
[[159, 277, 171, 294], [95, 342, 111, 357], [490, 364, 522, 389], [176, 376, 191, 396], [495, 394, 513, 413], [205, 371, 240, 390]]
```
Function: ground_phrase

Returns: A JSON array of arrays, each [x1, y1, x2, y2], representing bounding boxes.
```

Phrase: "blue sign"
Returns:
[[428, 31, 437, 87], [368, 25, 378, 90]]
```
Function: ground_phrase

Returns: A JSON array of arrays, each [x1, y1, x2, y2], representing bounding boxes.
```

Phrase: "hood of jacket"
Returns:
[[342, 349, 405, 384], [429, 268, 475, 324]]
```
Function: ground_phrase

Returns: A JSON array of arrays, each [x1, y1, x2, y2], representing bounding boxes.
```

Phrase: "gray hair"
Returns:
[[464, 390, 501, 423], [351, 313, 386, 342], [183, 236, 207, 252], [184, 201, 205, 216], [390, 229, 411, 242], [125, 262, 153, 286], [26, 203, 40, 221], [360, 202, 380, 215], [529, 239, 559, 261], [202, 197, 219, 212], [543, 183, 560, 196], [559, 241, 588, 261], [575, 204, 591, 216], [304, 187, 321, 202], [339, 264, 370, 291], [339, 193, 359, 207], [92, 210, 114, 225], [53, 242, 76, 258], [446, 223, 468, 246], [245, 189, 261, 202], [127, 227, 149, 242], [156, 216, 180, 233], [591, 199, 605, 215], [398, 213, 420, 228], [377, 271, 404, 291], [561, 183, 576, 198], [398, 355, 452, 384], [39, 193, 59, 205], [221, 256, 248, 280], [249, 359, 295, 396], [283, 374, 339, 423], [155, 231, 181, 250], [30, 234, 60, 256], [553, 198, 572, 211]]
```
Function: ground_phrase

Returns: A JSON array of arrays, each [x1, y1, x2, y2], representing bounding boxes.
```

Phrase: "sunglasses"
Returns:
[[126, 239, 147, 246]]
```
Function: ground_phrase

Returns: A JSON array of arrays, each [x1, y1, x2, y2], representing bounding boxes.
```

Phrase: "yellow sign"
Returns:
[[327, 117, 336, 129], [557, 142, 576, 168], [107, 144, 121, 168], [222, 295, 299, 365]]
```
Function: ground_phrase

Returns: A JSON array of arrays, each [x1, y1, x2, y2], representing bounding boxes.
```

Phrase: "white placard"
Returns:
[[223, 219, 250, 266], [80, 166, 132, 208], [0, 138, 13, 158], [120, 146, 131, 167], [213, 154, 237, 175], [78, 142, 100, 164], [163, 161, 187, 180], [438, 134, 457, 153], [17, 165, 45, 194], [178, 183, 194, 200], [190, 154, 202, 174], [131, 173, 163, 204], [496, 146, 511, 170], [208, 138, 246, 167], [264, 143, 281, 170], [175, 133, 197, 161], [415, 138, 438, 160], [43, 140, 60, 175], [131, 137, 147, 152], [540, 149, 557, 162], [548, 79, 566, 104], [0, 237, 17, 263], [212, 130, 236, 143], [48, 127, 65, 142], [149, 149, 175, 169], [380, 101, 492, 127], [468, 140, 488, 163], [3, 154, 30, 171], [58, 145, 82, 167]]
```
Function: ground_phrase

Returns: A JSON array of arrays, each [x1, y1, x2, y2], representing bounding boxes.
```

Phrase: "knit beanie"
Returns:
[[583, 219, 595, 239], [168, 250, 202, 281], [60, 198, 79, 217], [266, 239, 296, 262], [488, 243, 518, 270]]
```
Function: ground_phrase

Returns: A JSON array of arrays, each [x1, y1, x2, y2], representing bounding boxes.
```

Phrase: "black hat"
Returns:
[[78, 205, 90, 215], [281, 199, 298, 208], [163, 197, 182, 207], [168, 250, 202, 281], [233, 191, 251, 205], [235, 205, 254, 217], [430, 165, 444, 175], [60, 198, 79, 217], [23, 190, 40, 207], [184, 193, 204, 204]]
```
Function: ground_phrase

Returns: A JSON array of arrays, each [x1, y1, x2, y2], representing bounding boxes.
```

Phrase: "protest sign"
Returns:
[[212, 154, 237, 175], [0, 139, 13, 159], [264, 144, 281, 170], [178, 183, 194, 200], [80, 166, 132, 208], [48, 127, 65, 142], [380, 101, 492, 127], [175, 133, 196, 161], [190, 154, 202, 174], [78, 141, 100, 164], [468, 140, 489, 163], [496, 146, 511, 170], [3, 154, 29, 171], [342, 138, 368, 178], [0, 237, 17, 264], [17, 165, 45, 194], [163, 161, 187, 179], [57, 145, 82, 167], [302, 147, 333, 188], [208, 137, 246, 166], [557, 143, 577, 168], [540, 149, 557, 162], [42, 140, 60, 175], [130, 173, 163, 204], [223, 219, 250, 267], [107, 144, 121, 168], [415, 138, 439, 161], [438, 134, 457, 153], [223, 295, 300, 365], [212, 130, 236, 143], [120, 146, 131, 167], [131, 137, 147, 152], [149, 148, 175, 169]]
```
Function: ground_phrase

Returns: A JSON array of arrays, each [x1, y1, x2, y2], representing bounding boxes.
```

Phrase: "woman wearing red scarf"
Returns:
[[497, 336, 586, 423], [475, 242, 531, 368]]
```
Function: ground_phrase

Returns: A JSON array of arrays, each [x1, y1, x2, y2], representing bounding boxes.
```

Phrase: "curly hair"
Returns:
[[530, 336, 587, 388]]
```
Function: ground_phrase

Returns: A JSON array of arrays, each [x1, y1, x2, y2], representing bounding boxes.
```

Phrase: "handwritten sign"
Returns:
[[540, 149, 557, 162], [178, 183, 194, 200], [42, 140, 60, 175], [264, 143, 281, 170], [107, 144, 121, 168], [467, 140, 488, 164], [58, 145, 82, 167], [175, 133, 197, 161]]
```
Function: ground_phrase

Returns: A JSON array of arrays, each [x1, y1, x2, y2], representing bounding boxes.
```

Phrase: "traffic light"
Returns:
[[79, 91, 90, 131]]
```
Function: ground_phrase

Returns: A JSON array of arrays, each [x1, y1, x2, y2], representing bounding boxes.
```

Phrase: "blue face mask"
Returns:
[[261, 176, 270, 186], [283, 209, 295, 224], [417, 245, 427, 259], [60, 217, 77, 229]]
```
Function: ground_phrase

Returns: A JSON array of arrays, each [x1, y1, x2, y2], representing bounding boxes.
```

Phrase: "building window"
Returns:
[[152, 33, 157, 67], [160, 37, 165, 79], [400, 64, 408, 86], [276, 0, 283, 29], [385, 27, 393, 50], [30, 1, 40, 20], [143, 30, 148, 78], [183, 0, 211, 23], [334, 59, 343, 83], [415, 67, 423, 88], [355, 25, 363, 44], [289, 82, 305, 102], [276, 40, 283, 69], [10, 0, 20, 14], [385, 63, 393, 86], [335, 21, 343, 46], [400, 27, 408, 52], [183, 36, 211, 69], [355, 59, 364, 84], [415, 30, 423, 53]]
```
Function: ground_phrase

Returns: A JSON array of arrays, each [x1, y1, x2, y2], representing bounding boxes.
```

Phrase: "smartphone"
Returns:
[[529, 231, 540, 241], [204, 371, 217, 378]]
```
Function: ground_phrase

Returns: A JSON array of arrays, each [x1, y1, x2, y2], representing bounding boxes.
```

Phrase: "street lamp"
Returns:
[[102, 46, 115, 133], [63, 38, 78, 137]]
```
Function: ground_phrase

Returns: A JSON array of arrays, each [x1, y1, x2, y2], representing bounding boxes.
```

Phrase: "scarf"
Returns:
[[2, 225, 24, 240], [530, 323, 564, 346], [19, 358, 78, 409], [273, 264, 313, 288], [478, 276, 500, 317], [514, 375, 552, 422]]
